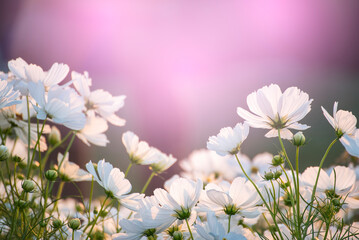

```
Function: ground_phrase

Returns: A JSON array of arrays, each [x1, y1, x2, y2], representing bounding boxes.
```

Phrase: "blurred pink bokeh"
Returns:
[[1, 0, 359, 191]]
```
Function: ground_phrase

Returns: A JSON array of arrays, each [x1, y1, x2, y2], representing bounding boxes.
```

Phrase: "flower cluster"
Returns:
[[1, 58, 359, 239]]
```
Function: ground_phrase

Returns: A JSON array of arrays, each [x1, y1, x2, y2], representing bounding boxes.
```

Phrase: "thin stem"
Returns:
[[185, 218, 194, 240], [72, 230, 75, 240], [295, 146, 301, 239], [88, 177, 94, 221], [26, 119, 47, 179], [228, 215, 231, 233], [26, 96, 31, 171], [86, 196, 109, 239], [305, 138, 338, 233], [124, 162, 133, 177], [141, 172, 156, 194], [234, 154, 285, 240]]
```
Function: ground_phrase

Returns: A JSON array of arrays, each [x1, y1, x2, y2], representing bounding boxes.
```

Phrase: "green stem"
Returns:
[[295, 146, 301, 239], [26, 119, 47, 179], [185, 218, 194, 240], [234, 154, 284, 240], [141, 172, 156, 194], [305, 137, 338, 233], [228, 215, 231, 233], [86, 196, 109, 239], [40, 181, 50, 236], [26, 96, 31, 171], [88, 177, 94, 221], [124, 162, 133, 177]]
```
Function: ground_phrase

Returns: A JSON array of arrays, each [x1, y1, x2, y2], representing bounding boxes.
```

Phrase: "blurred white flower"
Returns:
[[8, 57, 69, 93], [0, 80, 21, 110], [76, 113, 109, 147], [237, 84, 313, 139], [72, 71, 126, 126], [28, 82, 86, 130], [122, 131, 155, 165], [302, 166, 359, 208], [195, 212, 247, 240], [86, 159, 143, 210], [207, 122, 249, 156], [148, 148, 177, 174], [0, 106, 50, 152], [58, 153, 92, 182], [322, 101, 357, 138], [180, 149, 242, 183], [340, 129, 359, 157]]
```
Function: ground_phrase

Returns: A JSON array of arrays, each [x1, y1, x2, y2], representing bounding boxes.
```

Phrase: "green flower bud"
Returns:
[[274, 170, 282, 179], [12, 155, 23, 163], [175, 207, 191, 220], [172, 231, 184, 240], [17, 173, 25, 180], [0, 145, 9, 162], [39, 220, 47, 228], [45, 170, 58, 181], [22, 180, 35, 192], [264, 171, 274, 181], [224, 204, 239, 216], [293, 132, 305, 146], [16, 200, 28, 209], [49, 126, 61, 146], [52, 219, 63, 229], [68, 218, 81, 230], [32, 161, 40, 169], [272, 155, 284, 166], [93, 208, 98, 215], [332, 198, 341, 207]]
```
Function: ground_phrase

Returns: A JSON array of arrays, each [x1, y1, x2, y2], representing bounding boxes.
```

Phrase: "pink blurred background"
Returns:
[[1, 0, 359, 192]]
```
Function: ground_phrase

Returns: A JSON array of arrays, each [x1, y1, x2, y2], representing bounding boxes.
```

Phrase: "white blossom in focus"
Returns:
[[28, 82, 86, 130], [148, 148, 177, 174], [76, 113, 109, 147], [321, 101, 357, 137], [207, 123, 249, 156], [122, 131, 155, 165], [58, 153, 92, 182], [86, 159, 143, 210], [237, 84, 313, 139], [72, 71, 126, 126]]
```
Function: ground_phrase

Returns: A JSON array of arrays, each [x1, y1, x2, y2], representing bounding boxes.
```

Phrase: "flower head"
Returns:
[[122, 131, 155, 165], [237, 84, 313, 139], [321, 101, 357, 138], [207, 123, 249, 156], [58, 153, 92, 182]]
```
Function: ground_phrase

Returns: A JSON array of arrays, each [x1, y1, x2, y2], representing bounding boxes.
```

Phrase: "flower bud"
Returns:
[[16, 200, 28, 209], [332, 198, 341, 207], [293, 132, 305, 146], [49, 126, 61, 146], [52, 219, 63, 229], [264, 171, 274, 181], [22, 180, 35, 192], [17, 173, 25, 180], [0, 145, 9, 161], [12, 155, 23, 163], [68, 218, 81, 230], [272, 155, 284, 166], [173, 231, 184, 240], [274, 170, 282, 180], [45, 170, 58, 181]]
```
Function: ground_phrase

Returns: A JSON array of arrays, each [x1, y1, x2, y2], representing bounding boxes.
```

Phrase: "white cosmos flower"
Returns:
[[72, 71, 126, 126], [122, 131, 155, 165], [0, 106, 50, 152], [195, 212, 247, 240], [237, 84, 313, 139], [197, 177, 262, 219], [0, 80, 21, 109], [321, 101, 357, 137], [180, 149, 242, 183], [148, 148, 177, 174], [76, 113, 109, 147], [8, 57, 70, 93], [57, 153, 92, 182], [86, 159, 143, 211], [302, 166, 359, 208], [207, 122, 249, 156], [28, 81, 86, 130], [153, 177, 202, 226], [340, 129, 359, 157]]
